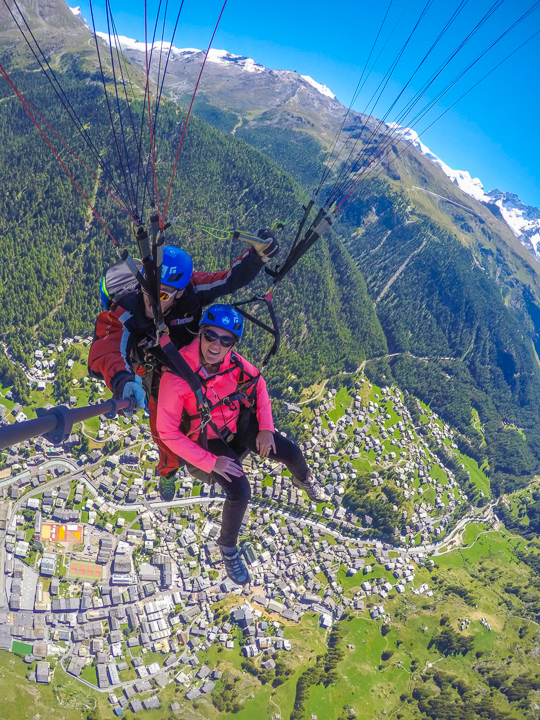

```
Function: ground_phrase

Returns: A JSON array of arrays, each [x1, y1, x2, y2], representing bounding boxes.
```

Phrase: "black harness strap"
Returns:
[[158, 334, 208, 413], [268, 208, 333, 284], [233, 293, 280, 368]]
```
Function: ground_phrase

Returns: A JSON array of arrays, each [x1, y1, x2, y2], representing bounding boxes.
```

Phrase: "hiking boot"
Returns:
[[292, 474, 326, 503], [159, 475, 176, 502], [220, 546, 250, 586]]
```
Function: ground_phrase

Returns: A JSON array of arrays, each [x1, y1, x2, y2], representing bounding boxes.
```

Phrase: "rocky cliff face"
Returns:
[[0, 0, 86, 51], [483, 190, 540, 258]]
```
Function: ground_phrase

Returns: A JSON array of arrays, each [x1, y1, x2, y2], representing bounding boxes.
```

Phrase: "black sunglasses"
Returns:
[[202, 328, 236, 348]]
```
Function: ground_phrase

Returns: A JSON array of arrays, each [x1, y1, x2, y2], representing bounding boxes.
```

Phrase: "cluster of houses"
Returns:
[[307, 383, 470, 541], [0, 366, 491, 714], [30, 336, 94, 391], [0, 460, 437, 715]]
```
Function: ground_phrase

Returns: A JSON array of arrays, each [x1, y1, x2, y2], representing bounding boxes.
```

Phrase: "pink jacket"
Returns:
[[156, 338, 274, 473]]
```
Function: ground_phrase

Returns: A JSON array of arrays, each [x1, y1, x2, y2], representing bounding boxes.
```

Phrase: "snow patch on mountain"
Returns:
[[388, 124, 487, 201], [484, 190, 540, 256], [300, 75, 335, 99], [206, 49, 265, 73], [94, 34, 265, 73], [69, 6, 89, 28], [94, 32, 194, 58], [93, 32, 337, 91], [389, 123, 540, 259]]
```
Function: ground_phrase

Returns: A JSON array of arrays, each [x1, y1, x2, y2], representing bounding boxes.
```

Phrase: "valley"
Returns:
[[1, 338, 540, 719], [0, 2, 540, 718]]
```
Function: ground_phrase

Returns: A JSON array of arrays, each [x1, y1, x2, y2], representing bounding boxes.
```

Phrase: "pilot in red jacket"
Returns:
[[89, 233, 278, 477]]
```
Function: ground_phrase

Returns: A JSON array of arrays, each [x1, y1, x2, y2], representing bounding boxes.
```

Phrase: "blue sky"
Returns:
[[76, 0, 540, 207]]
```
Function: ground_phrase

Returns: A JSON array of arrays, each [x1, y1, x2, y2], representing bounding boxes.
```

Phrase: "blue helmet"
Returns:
[[161, 246, 193, 291], [200, 304, 244, 341]]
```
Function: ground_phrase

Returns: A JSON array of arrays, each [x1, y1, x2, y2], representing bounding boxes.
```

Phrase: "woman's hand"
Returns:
[[256, 430, 276, 458], [213, 456, 244, 483]]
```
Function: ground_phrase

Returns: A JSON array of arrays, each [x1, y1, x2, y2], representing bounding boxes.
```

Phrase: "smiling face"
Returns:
[[199, 325, 237, 366]]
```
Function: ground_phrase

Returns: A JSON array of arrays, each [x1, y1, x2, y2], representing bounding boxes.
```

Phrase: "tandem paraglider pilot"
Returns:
[[156, 304, 325, 585], [88, 232, 279, 487]]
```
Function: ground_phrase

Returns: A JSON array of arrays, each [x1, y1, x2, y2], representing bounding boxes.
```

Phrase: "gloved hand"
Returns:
[[121, 375, 146, 415], [255, 228, 279, 262]]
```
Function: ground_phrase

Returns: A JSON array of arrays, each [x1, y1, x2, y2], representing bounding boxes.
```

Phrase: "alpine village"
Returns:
[[1, 2, 540, 720]]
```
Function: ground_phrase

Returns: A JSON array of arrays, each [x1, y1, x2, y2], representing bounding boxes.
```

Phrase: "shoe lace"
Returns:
[[224, 550, 244, 573]]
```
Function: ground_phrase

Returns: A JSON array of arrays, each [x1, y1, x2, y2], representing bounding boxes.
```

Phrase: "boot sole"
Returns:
[[291, 479, 325, 503]]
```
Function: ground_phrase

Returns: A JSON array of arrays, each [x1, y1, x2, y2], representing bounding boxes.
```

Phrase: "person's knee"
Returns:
[[284, 441, 306, 470], [223, 474, 251, 502]]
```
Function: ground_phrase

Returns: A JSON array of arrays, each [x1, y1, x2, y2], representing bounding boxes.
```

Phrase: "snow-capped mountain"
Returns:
[[68, 11, 540, 260], [93, 34, 268, 75], [390, 124, 540, 259], [88, 27, 349, 153], [93, 31, 335, 99], [482, 190, 540, 257], [69, 5, 88, 28]]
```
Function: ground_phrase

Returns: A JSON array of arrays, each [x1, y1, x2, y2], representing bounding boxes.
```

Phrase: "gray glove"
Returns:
[[255, 228, 279, 262], [121, 376, 146, 416]]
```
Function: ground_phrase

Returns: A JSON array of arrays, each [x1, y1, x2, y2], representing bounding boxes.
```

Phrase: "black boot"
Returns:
[[159, 474, 176, 501], [292, 472, 325, 503], [220, 546, 250, 585]]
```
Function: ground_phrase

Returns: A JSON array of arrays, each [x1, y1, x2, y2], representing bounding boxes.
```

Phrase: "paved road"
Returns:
[[0, 459, 77, 491], [431, 504, 495, 555]]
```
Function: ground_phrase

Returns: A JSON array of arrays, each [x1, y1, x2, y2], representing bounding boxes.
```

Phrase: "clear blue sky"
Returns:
[[76, 0, 540, 207]]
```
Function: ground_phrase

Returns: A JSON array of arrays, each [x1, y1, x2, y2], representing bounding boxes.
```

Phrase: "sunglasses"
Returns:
[[159, 288, 177, 302], [202, 328, 236, 348]]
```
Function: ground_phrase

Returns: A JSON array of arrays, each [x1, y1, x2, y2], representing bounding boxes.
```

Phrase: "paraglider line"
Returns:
[[3, 0, 131, 210], [6, 84, 136, 221], [145, 0, 162, 223], [162, 0, 229, 224], [0, 65, 119, 245], [89, 0, 137, 214], [140, 0, 186, 216]]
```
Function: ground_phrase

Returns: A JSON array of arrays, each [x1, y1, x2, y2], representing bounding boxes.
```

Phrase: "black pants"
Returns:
[[208, 414, 310, 547]]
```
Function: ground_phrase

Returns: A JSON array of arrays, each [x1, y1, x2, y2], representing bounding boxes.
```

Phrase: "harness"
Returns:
[[177, 350, 261, 450]]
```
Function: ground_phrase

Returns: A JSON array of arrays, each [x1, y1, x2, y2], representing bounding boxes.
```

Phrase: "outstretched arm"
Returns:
[[88, 306, 136, 395], [191, 247, 264, 305]]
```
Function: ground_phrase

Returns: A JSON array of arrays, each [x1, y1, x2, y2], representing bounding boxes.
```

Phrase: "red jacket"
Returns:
[[156, 338, 274, 473], [88, 248, 264, 395]]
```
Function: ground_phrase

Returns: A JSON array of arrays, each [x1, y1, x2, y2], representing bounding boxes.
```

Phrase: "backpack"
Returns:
[[100, 257, 144, 310]]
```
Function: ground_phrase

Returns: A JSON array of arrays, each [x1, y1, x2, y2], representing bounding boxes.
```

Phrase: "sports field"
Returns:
[[42, 523, 82, 543], [69, 561, 102, 579], [11, 641, 32, 655]]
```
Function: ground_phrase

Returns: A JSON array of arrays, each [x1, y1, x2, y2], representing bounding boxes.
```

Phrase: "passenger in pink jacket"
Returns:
[[157, 304, 324, 585]]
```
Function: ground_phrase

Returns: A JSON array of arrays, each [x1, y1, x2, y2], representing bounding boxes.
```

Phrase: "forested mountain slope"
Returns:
[[224, 114, 540, 492], [2, 0, 540, 492], [0, 64, 386, 403], [338, 184, 540, 492]]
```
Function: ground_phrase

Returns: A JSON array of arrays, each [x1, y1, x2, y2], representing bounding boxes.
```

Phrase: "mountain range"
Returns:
[[90, 26, 540, 259], [77, 11, 540, 264], [13, 2, 540, 265], [390, 124, 540, 260], [2, 0, 540, 492]]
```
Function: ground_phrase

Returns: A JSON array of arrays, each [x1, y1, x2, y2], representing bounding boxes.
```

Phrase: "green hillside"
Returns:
[[3, 50, 540, 491], [186, 87, 540, 492], [0, 62, 385, 400]]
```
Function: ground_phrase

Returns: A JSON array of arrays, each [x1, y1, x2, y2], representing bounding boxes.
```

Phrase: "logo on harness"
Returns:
[[170, 316, 194, 326]]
